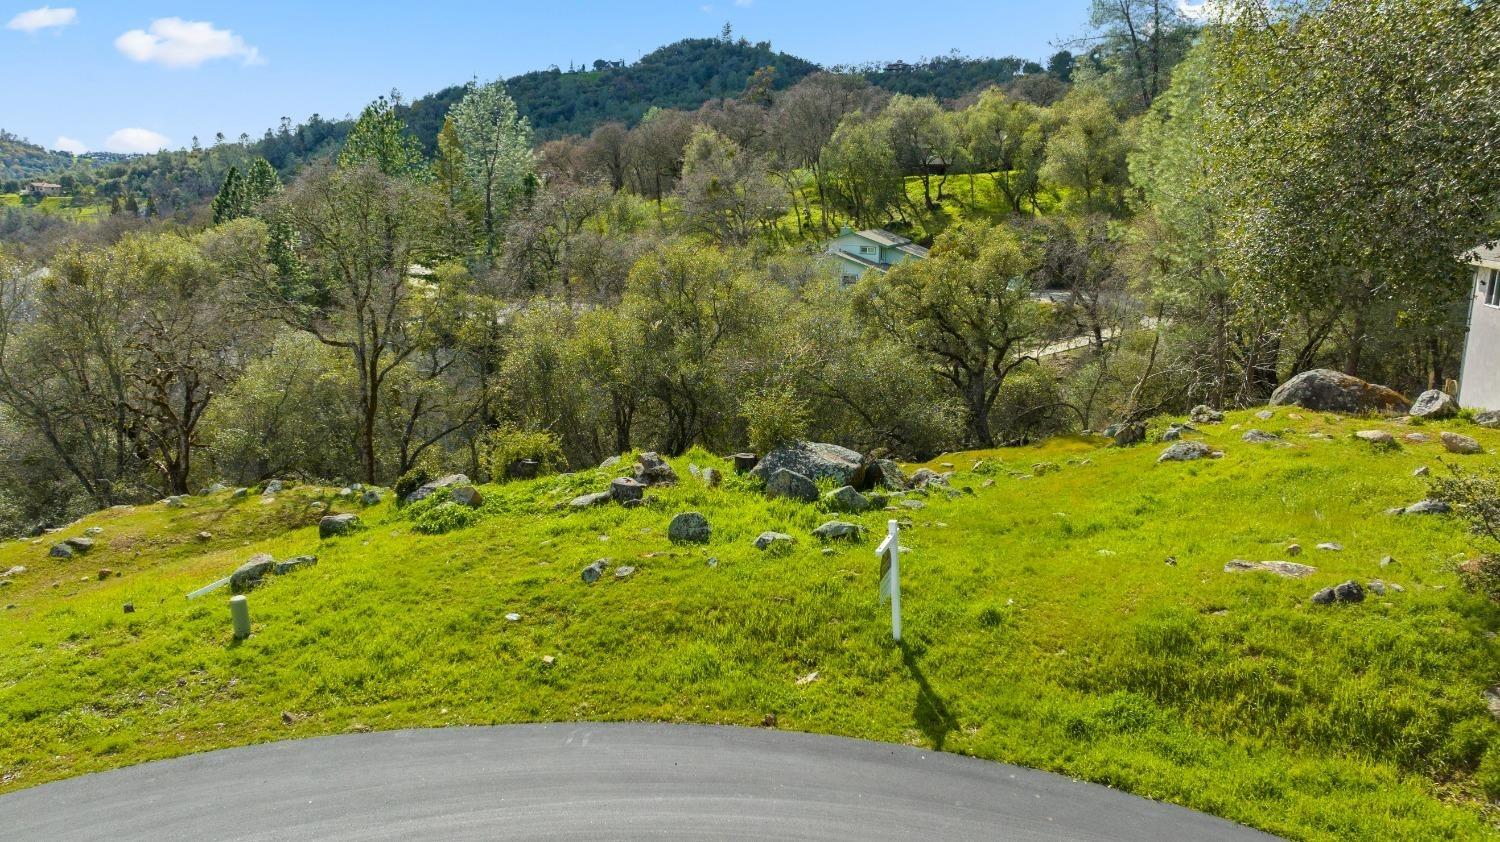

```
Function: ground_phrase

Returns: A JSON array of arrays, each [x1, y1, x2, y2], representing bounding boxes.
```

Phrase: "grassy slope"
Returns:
[[0, 409, 1497, 839], [0, 193, 106, 220]]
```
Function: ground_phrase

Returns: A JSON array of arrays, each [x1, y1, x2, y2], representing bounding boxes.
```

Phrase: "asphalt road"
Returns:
[[0, 723, 1279, 841]]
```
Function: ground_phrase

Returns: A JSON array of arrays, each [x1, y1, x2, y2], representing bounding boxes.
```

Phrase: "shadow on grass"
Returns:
[[899, 640, 957, 751]]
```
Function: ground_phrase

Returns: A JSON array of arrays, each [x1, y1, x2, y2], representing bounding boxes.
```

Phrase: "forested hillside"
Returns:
[[0, 132, 74, 180]]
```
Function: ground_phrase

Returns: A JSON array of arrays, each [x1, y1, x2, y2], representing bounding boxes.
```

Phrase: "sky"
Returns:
[[1, 1, 1094, 155]]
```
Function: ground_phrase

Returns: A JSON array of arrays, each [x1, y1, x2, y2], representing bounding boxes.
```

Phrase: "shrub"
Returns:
[[394, 468, 430, 504], [411, 501, 480, 535], [741, 384, 811, 455], [484, 425, 565, 481]]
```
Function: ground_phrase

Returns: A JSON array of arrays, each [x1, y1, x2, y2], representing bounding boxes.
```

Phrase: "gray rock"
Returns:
[[1157, 441, 1212, 463], [1189, 405, 1225, 424], [732, 453, 759, 474], [264, 479, 284, 494], [614, 565, 636, 579], [1160, 427, 1181, 442], [609, 477, 645, 504], [867, 459, 907, 491], [1224, 560, 1318, 578], [1485, 684, 1500, 723], [1242, 429, 1281, 443], [204, 483, 229, 495], [1354, 429, 1395, 445], [633, 452, 678, 486], [667, 512, 711, 543], [122, 603, 134, 613], [1, 565, 26, 578], [1316, 542, 1343, 551], [62, 536, 94, 553], [85, 526, 103, 537], [231, 488, 249, 499], [569, 490, 613, 509], [765, 468, 818, 503], [504, 459, 541, 481], [1412, 466, 1430, 477], [273, 555, 318, 575], [908, 468, 948, 490], [581, 559, 610, 584], [1441, 431, 1482, 454], [750, 441, 868, 489], [1268, 369, 1408, 415], [164, 495, 185, 508], [599, 455, 622, 469], [1112, 422, 1146, 446], [450, 486, 484, 508], [1393, 499, 1449, 515], [230, 554, 277, 593], [753, 531, 795, 552], [1403, 433, 1430, 444], [1286, 543, 1302, 556], [1409, 389, 1457, 419], [824, 485, 871, 513], [407, 474, 470, 503], [812, 521, 864, 541], [1367, 580, 1387, 596], [900, 498, 927, 510], [48, 543, 73, 559], [361, 489, 382, 506], [1255, 409, 1275, 421], [339, 487, 355, 498], [319, 513, 362, 539], [1312, 580, 1365, 605], [1475, 410, 1500, 429]]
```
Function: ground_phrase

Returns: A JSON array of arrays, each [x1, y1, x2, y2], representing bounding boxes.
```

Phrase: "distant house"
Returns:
[[1459, 241, 1500, 410], [23, 182, 61, 197], [825, 227, 929, 285]]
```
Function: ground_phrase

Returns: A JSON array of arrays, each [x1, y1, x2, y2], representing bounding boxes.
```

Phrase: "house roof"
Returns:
[[1465, 241, 1500, 265], [829, 249, 885, 271], [893, 242, 929, 259], [856, 228, 912, 248]]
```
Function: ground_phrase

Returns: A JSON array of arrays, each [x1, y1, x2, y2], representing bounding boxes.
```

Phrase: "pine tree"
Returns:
[[338, 92, 426, 178], [212, 167, 243, 224]]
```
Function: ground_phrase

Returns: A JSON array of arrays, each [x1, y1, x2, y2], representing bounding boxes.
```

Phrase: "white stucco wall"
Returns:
[[1459, 263, 1500, 411]]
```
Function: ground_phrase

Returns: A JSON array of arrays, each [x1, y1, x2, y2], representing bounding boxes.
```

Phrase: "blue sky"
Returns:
[[2, 1, 1093, 154]]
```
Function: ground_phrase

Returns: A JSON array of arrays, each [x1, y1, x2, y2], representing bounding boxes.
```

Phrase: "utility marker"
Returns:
[[229, 594, 251, 640], [875, 519, 901, 641]]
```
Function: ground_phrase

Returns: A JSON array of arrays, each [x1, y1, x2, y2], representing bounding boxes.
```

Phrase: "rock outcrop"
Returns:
[[1268, 369, 1407, 415]]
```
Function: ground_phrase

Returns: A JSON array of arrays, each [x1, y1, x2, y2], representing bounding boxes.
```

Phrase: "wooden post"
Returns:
[[229, 594, 251, 640], [876, 518, 901, 641]]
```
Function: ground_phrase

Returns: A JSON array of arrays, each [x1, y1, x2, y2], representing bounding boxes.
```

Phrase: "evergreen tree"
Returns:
[[212, 167, 244, 225], [339, 92, 426, 178], [449, 78, 535, 260]]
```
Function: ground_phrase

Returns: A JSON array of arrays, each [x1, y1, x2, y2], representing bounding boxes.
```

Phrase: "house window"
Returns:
[[859, 245, 875, 255], [1487, 268, 1500, 307]]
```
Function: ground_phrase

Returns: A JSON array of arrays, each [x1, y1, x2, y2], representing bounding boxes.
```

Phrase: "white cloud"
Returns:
[[6, 6, 77, 33], [115, 18, 263, 68], [103, 128, 171, 154], [53, 135, 88, 154]]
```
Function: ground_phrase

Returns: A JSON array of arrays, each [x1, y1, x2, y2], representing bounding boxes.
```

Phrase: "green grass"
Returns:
[[0, 193, 108, 220], [1, 410, 1497, 839]]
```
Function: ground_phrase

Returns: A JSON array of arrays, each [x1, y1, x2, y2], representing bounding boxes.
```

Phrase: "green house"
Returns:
[[824, 227, 929, 285]]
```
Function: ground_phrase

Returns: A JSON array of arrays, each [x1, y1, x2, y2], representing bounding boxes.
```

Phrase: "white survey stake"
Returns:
[[875, 519, 901, 641]]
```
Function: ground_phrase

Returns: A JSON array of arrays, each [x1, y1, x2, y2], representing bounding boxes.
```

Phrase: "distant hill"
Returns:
[[14, 37, 1042, 214], [0, 132, 76, 181]]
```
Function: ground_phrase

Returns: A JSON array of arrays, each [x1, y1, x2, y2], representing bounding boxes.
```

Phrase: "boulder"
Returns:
[[1311, 580, 1365, 605], [1354, 429, 1395, 445], [599, 455, 622, 469], [581, 559, 609, 584], [1268, 368, 1407, 415], [230, 554, 276, 594], [1242, 429, 1281, 444], [450, 486, 484, 508], [824, 485, 871, 513], [667, 512, 711, 543], [1392, 499, 1450, 515], [908, 468, 948, 489], [1224, 560, 1317, 578], [731, 453, 759, 474], [318, 513, 362, 539], [1475, 410, 1500, 429], [407, 474, 469, 503], [84, 526, 102, 537], [204, 483, 229, 495], [48, 543, 73, 559], [750, 441, 868, 489], [569, 490, 612, 509], [164, 495, 185, 508], [633, 452, 678, 486], [812, 521, 864, 542], [701, 467, 722, 488], [1189, 405, 1224, 424], [273, 555, 318, 575], [1403, 433, 1430, 444], [62, 536, 94, 553], [753, 531, 795, 552], [1157, 441, 1213, 463], [1160, 427, 1181, 442], [765, 468, 818, 503], [231, 488, 249, 499], [263, 479, 284, 495], [1112, 422, 1146, 446], [1408, 390, 1457, 419], [1255, 410, 1275, 421], [504, 459, 540, 481], [360, 489, 382, 506], [867, 459, 908, 491], [1441, 431, 1482, 454], [609, 477, 645, 504], [614, 565, 636, 579]]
